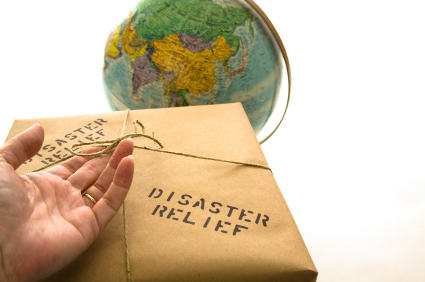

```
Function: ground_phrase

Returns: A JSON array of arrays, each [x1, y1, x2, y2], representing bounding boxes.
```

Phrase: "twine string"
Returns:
[[32, 120, 270, 173], [120, 110, 132, 282], [135, 146, 271, 170]]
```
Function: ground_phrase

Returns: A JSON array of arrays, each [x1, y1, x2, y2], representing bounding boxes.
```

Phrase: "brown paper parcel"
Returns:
[[6, 103, 317, 282]]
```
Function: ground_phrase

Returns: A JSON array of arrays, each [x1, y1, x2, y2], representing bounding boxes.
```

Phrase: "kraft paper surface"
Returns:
[[5, 103, 317, 282]]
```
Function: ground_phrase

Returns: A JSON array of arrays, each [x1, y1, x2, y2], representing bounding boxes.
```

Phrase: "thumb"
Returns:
[[0, 124, 44, 170]]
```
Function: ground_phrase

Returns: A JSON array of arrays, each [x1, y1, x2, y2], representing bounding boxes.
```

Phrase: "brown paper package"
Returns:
[[6, 103, 317, 282]]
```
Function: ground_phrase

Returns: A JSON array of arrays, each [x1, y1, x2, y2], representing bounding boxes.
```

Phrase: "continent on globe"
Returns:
[[131, 52, 159, 95], [121, 19, 148, 61], [152, 33, 233, 94], [103, 0, 283, 134]]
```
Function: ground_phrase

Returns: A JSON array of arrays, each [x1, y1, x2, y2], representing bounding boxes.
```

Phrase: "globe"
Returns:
[[103, 0, 284, 134]]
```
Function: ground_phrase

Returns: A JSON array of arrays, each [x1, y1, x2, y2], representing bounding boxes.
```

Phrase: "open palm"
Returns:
[[0, 124, 134, 282]]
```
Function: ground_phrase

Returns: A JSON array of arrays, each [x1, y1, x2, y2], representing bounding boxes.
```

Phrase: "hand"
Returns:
[[0, 124, 134, 282]]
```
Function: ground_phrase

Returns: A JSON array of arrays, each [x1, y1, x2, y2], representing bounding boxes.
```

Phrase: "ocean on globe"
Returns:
[[103, 0, 283, 134]]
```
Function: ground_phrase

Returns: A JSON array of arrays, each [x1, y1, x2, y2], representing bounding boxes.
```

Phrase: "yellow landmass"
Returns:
[[151, 33, 234, 94], [122, 18, 147, 61], [107, 25, 121, 58], [163, 77, 176, 96]]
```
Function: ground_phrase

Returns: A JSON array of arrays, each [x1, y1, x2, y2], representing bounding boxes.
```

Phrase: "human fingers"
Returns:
[[0, 124, 44, 170], [81, 139, 134, 207], [66, 154, 111, 191], [92, 155, 134, 231], [45, 147, 105, 179]]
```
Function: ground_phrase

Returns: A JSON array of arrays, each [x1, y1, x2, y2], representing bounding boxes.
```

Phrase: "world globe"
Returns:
[[103, 0, 285, 134]]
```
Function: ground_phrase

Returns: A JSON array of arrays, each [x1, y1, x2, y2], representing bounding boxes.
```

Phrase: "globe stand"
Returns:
[[245, 0, 292, 145]]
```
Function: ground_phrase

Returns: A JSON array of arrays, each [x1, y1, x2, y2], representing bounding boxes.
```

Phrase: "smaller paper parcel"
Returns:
[[6, 103, 317, 282]]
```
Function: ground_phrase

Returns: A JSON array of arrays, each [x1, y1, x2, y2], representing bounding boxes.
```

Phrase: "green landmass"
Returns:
[[176, 88, 189, 106], [132, 0, 253, 56], [249, 22, 254, 38]]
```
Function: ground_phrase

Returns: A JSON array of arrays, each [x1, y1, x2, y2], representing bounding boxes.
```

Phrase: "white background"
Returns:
[[1, 0, 424, 281]]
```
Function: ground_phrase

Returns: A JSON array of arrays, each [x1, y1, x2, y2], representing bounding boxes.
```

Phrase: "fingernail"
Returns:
[[25, 124, 40, 132]]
